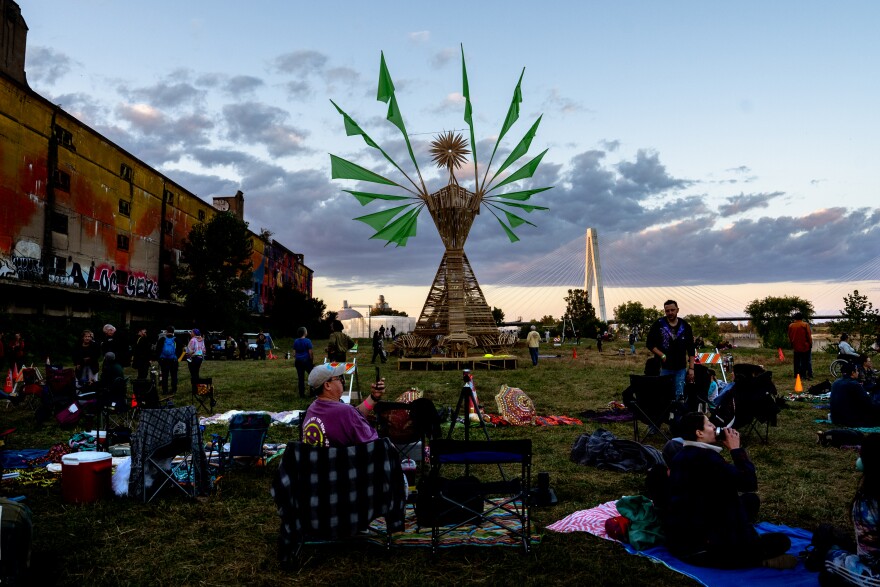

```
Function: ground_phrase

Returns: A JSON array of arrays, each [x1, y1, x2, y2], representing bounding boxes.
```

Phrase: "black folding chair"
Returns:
[[426, 438, 532, 553], [192, 377, 216, 414], [622, 374, 678, 442], [732, 369, 779, 444], [374, 399, 442, 492]]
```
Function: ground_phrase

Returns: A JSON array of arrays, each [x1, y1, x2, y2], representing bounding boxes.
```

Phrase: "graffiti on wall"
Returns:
[[2, 240, 158, 299]]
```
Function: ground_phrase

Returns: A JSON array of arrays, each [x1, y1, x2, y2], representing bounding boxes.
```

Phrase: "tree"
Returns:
[[829, 290, 880, 351], [744, 295, 814, 349], [491, 306, 505, 326], [370, 308, 408, 317], [684, 314, 722, 347], [718, 321, 739, 334], [268, 284, 327, 338], [564, 289, 601, 338], [613, 301, 662, 339], [173, 212, 254, 331]]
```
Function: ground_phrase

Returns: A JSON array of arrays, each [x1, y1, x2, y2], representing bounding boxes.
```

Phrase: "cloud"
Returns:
[[430, 92, 466, 114], [431, 48, 457, 69], [408, 31, 430, 43], [119, 79, 206, 110], [274, 50, 328, 75], [718, 191, 783, 216], [25, 46, 76, 85], [222, 102, 310, 157], [223, 75, 264, 96], [543, 88, 584, 115]]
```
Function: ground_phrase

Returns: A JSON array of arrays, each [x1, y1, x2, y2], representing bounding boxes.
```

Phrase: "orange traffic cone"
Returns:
[[572, 347, 578, 360], [11, 363, 19, 382], [4, 370, 12, 394], [777, 348, 785, 363], [794, 374, 804, 393]]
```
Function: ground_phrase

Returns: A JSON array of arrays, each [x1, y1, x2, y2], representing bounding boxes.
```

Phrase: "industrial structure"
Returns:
[[0, 0, 311, 323]]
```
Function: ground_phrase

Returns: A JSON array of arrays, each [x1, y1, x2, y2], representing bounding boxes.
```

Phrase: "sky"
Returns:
[[21, 1, 880, 321]]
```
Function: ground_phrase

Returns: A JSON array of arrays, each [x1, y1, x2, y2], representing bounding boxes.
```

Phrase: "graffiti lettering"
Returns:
[[125, 274, 158, 299], [12, 256, 43, 280]]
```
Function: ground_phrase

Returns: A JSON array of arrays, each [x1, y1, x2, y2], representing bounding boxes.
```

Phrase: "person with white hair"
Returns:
[[526, 325, 541, 366]]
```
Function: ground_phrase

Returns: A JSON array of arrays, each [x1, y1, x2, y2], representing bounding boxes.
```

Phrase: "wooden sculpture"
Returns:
[[329, 47, 552, 356]]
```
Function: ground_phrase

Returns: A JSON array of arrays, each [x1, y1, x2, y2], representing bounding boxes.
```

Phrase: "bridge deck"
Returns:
[[397, 356, 518, 371]]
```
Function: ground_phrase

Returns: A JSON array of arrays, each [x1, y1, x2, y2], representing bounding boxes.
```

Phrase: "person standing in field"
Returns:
[[646, 300, 696, 400], [526, 325, 541, 366], [787, 313, 813, 381]]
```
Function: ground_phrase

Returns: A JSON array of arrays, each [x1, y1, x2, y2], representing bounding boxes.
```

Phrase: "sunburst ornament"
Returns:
[[430, 131, 470, 185]]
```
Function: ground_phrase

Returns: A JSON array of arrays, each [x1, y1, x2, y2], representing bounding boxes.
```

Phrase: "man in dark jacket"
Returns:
[[646, 300, 696, 400], [665, 412, 794, 569], [830, 361, 880, 427], [131, 327, 152, 380]]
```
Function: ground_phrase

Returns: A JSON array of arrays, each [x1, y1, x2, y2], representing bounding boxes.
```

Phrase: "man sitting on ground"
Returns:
[[665, 412, 795, 569], [302, 363, 385, 448], [831, 361, 880, 427]]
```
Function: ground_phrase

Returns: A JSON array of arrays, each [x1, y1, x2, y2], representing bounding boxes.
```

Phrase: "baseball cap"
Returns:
[[308, 363, 347, 389]]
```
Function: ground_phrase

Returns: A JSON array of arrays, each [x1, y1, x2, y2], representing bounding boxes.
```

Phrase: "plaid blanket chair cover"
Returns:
[[270, 438, 407, 562], [128, 406, 209, 500]]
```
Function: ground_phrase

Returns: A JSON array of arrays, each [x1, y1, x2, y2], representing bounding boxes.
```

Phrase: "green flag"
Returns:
[[354, 205, 411, 231], [330, 154, 398, 186], [493, 200, 549, 212], [498, 68, 524, 141], [487, 149, 548, 193], [502, 209, 536, 228], [330, 99, 379, 150], [487, 186, 552, 201], [495, 216, 521, 243], [494, 115, 542, 179], [343, 190, 410, 206], [390, 207, 420, 246], [370, 208, 419, 243], [377, 51, 394, 103], [461, 45, 477, 177]]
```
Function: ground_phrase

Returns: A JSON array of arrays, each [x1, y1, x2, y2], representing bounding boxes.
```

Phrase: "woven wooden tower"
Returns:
[[413, 184, 501, 356], [329, 48, 552, 357]]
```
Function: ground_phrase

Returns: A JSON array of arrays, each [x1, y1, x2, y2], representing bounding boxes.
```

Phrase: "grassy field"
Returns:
[[1, 339, 854, 586]]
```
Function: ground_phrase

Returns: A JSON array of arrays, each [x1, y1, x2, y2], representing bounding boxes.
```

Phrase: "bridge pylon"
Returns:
[[584, 228, 607, 322]]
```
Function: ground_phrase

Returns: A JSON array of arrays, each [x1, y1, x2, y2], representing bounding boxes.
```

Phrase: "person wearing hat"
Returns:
[[526, 325, 541, 366], [186, 329, 206, 395], [301, 363, 385, 448], [830, 361, 880, 427]]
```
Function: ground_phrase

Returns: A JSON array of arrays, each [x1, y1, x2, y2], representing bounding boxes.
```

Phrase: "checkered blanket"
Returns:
[[271, 438, 406, 557]]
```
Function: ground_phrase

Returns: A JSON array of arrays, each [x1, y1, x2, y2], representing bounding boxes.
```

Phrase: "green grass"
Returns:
[[2, 341, 855, 586]]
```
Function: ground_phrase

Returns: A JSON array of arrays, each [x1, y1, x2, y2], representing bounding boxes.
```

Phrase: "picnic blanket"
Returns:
[[483, 414, 582, 427], [364, 499, 541, 548], [547, 501, 815, 587]]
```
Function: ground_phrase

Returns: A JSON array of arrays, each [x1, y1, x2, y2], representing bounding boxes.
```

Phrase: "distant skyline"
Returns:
[[21, 1, 880, 319]]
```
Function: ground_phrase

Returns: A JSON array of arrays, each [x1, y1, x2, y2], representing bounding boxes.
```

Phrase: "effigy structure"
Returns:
[[329, 48, 552, 357]]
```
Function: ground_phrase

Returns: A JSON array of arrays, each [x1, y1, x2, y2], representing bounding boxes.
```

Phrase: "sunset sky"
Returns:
[[22, 1, 880, 320]]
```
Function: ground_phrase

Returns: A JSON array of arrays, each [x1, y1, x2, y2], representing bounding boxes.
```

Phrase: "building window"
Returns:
[[53, 169, 70, 191], [198, 209, 206, 221], [163, 189, 174, 205], [51, 255, 67, 275], [117, 234, 130, 251], [54, 126, 74, 149], [118, 199, 131, 217], [162, 220, 173, 234], [50, 212, 68, 234], [120, 163, 133, 180]]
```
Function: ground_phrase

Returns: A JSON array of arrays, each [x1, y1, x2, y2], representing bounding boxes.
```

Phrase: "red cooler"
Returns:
[[62, 451, 112, 503]]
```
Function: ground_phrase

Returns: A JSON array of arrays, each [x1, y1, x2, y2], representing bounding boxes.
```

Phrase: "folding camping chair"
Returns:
[[129, 406, 209, 502], [218, 412, 271, 474], [621, 374, 678, 442], [730, 366, 779, 445], [426, 438, 533, 554], [270, 438, 407, 568], [683, 364, 713, 412], [99, 376, 136, 444], [192, 377, 216, 414], [374, 399, 441, 491]]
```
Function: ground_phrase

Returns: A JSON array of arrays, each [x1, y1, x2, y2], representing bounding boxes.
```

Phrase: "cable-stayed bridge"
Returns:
[[479, 230, 880, 323]]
